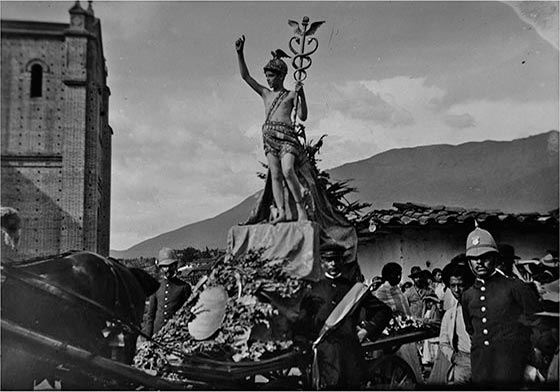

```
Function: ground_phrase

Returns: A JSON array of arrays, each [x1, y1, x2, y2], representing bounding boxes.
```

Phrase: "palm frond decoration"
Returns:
[[303, 136, 371, 224]]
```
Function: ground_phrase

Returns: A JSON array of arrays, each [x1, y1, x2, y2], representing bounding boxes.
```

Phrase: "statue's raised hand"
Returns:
[[235, 35, 245, 52]]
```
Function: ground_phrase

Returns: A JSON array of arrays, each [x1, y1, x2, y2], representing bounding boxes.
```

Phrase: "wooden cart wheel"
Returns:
[[363, 354, 417, 390], [252, 367, 307, 390]]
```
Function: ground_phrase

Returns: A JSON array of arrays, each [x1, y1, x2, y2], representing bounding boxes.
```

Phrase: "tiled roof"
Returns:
[[1, 20, 69, 36], [361, 202, 559, 232]]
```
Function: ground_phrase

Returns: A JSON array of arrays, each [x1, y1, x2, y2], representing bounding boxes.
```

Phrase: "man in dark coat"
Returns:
[[143, 247, 191, 337], [295, 243, 392, 390], [461, 227, 541, 389]]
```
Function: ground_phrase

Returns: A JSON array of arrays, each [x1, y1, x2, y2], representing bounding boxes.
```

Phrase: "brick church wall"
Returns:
[[1, 4, 112, 260]]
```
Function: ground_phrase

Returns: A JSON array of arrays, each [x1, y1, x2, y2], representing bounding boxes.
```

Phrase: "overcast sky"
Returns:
[[1, 1, 558, 250]]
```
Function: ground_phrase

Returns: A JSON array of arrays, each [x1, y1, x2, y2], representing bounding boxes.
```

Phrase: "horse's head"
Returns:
[[86, 258, 157, 328], [127, 267, 159, 322], [129, 267, 159, 297]]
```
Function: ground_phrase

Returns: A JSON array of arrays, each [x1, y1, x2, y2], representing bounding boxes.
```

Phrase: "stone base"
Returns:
[[226, 221, 322, 281]]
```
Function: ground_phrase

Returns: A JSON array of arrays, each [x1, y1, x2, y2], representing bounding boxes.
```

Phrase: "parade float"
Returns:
[[1, 17, 439, 391], [130, 16, 438, 390]]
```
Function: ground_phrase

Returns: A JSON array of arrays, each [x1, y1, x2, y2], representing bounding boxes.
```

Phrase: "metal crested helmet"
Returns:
[[263, 49, 290, 76], [465, 227, 498, 258], [156, 247, 178, 266]]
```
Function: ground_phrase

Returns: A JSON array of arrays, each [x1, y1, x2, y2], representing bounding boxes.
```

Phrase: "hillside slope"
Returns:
[[329, 131, 558, 212]]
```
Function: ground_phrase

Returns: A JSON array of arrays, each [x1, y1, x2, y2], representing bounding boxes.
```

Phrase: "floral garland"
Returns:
[[133, 249, 305, 376], [381, 313, 426, 336]]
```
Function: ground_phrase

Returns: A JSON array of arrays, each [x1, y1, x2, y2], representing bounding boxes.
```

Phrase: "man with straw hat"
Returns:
[[461, 226, 541, 388]]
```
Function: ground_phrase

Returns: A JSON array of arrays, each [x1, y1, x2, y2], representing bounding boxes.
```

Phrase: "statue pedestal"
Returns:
[[226, 221, 323, 282]]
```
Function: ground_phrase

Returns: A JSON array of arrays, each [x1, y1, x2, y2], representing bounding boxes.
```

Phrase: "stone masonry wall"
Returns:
[[1, 16, 111, 259]]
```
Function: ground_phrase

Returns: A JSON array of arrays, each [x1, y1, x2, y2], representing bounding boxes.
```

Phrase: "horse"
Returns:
[[1, 251, 159, 390]]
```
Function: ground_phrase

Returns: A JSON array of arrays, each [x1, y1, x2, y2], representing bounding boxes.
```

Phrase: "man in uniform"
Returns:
[[143, 247, 191, 337], [461, 227, 541, 388], [294, 243, 392, 389]]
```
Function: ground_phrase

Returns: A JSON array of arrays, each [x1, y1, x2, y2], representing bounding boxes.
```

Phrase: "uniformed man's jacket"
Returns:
[[298, 275, 392, 343], [461, 272, 540, 347], [294, 274, 392, 389], [144, 277, 191, 337]]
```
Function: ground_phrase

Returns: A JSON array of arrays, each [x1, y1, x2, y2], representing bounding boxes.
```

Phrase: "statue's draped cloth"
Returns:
[[243, 154, 359, 268]]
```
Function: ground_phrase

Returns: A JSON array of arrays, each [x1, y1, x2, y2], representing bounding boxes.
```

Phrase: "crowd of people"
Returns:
[[371, 227, 559, 389], [142, 226, 558, 390]]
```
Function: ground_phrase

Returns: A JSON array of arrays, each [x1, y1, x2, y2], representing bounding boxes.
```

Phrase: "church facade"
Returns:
[[1, 1, 112, 259]]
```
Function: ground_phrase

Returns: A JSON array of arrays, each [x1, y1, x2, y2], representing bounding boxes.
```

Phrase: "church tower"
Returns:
[[1, 1, 112, 259]]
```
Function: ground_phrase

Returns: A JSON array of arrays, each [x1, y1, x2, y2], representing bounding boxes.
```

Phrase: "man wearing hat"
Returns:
[[497, 244, 522, 279], [143, 247, 191, 337], [405, 267, 436, 319], [461, 227, 541, 388], [293, 242, 392, 389]]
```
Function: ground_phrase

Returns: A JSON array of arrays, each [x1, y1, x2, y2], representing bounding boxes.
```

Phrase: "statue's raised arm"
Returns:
[[236, 35, 266, 97]]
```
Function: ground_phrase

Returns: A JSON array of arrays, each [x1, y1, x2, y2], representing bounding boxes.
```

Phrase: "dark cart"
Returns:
[[1, 262, 437, 390], [158, 327, 439, 390], [362, 328, 439, 390], [2, 310, 437, 390]]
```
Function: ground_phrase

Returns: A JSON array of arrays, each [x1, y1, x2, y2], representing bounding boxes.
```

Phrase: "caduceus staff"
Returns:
[[288, 16, 324, 142]]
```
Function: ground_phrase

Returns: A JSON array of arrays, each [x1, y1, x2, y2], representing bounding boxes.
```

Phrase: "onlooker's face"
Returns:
[[416, 274, 429, 288], [387, 271, 402, 286], [321, 256, 340, 276], [434, 271, 442, 282], [449, 276, 466, 299], [468, 252, 498, 278], [160, 263, 178, 279]]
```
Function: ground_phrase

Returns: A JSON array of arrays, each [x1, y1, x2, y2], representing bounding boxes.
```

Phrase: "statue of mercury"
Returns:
[[235, 34, 308, 223]]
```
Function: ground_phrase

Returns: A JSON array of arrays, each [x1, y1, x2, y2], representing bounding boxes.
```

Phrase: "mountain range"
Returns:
[[110, 131, 559, 259]]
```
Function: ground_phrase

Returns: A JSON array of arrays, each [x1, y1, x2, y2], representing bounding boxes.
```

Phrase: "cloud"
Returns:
[[445, 99, 559, 141], [327, 81, 415, 127], [443, 113, 476, 129], [362, 77, 447, 112], [306, 76, 557, 170]]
